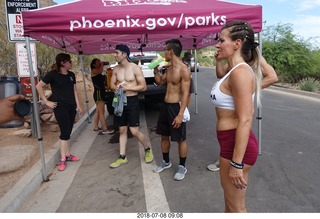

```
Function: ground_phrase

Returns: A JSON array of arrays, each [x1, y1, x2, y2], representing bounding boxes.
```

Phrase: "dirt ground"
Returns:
[[0, 73, 95, 198]]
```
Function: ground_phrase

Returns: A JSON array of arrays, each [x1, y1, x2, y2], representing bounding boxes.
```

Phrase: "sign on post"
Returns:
[[5, 0, 39, 42], [16, 42, 38, 77], [20, 77, 38, 101]]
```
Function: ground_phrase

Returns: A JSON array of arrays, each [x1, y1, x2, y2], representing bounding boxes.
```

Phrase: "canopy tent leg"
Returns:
[[194, 48, 198, 114], [79, 55, 91, 123], [257, 32, 262, 155], [24, 36, 48, 181]]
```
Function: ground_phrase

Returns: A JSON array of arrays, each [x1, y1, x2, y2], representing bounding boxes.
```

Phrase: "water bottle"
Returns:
[[148, 55, 164, 70]]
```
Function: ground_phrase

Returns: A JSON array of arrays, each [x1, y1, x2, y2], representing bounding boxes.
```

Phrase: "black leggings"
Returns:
[[54, 104, 76, 140]]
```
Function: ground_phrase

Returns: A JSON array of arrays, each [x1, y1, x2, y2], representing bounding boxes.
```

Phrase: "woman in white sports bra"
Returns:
[[211, 20, 262, 212]]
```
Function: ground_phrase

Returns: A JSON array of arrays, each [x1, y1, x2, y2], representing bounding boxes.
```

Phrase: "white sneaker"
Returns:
[[207, 160, 220, 172]]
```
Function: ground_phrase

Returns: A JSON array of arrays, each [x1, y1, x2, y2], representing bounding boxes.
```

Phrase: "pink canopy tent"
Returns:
[[20, 0, 263, 181], [22, 0, 262, 54]]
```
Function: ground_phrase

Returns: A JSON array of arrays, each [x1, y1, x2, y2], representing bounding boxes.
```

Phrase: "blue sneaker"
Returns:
[[174, 165, 187, 181], [153, 160, 172, 173]]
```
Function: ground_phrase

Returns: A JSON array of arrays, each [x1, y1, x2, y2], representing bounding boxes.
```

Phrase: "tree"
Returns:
[[262, 23, 320, 83]]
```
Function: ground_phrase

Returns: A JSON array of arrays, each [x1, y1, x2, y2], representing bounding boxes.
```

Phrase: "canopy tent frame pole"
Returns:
[[194, 48, 198, 114], [192, 38, 198, 114], [79, 55, 91, 123], [24, 36, 48, 181], [257, 32, 262, 155]]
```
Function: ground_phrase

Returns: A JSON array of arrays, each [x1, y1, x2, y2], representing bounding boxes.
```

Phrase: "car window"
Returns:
[[130, 52, 158, 65]]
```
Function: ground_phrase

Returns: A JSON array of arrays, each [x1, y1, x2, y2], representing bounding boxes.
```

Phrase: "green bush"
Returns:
[[299, 77, 320, 92]]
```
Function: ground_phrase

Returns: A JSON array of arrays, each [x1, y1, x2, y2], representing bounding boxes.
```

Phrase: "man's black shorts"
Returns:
[[156, 102, 186, 142], [114, 95, 140, 127]]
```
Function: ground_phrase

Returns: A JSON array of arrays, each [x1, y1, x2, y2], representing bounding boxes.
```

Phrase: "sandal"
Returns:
[[93, 127, 102, 131]]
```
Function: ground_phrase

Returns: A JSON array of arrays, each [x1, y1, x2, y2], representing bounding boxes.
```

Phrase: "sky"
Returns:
[[54, 0, 320, 41]]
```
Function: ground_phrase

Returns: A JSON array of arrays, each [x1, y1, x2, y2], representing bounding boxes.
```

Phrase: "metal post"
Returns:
[[193, 48, 198, 114], [24, 36, 48, 181], [79, 55, 91, 123], [257, 32, 263, 155]]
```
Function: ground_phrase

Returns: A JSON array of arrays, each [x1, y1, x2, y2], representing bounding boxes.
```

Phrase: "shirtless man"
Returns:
[[207, 53, 278, 172], [109, 44, 153, 168], [153, 39, 191, 181]]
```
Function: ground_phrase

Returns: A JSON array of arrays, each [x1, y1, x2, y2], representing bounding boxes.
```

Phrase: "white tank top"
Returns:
[[210, 62, 255, 110]]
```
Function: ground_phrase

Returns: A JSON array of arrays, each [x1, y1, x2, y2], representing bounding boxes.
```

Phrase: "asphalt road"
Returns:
[[17, 67, 320, 213]]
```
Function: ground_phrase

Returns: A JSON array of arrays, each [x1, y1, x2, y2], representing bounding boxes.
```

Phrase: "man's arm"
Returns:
[[260, 56, 279, 89], [154, 66, 167, 86], [172, 66, 190, 129]]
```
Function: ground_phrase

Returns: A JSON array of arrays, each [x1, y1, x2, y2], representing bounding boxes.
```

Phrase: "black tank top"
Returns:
[[91, 74, 105, 91]]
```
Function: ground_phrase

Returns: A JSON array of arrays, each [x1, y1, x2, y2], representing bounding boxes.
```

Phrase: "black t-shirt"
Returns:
[[41, 70, 76, 106]]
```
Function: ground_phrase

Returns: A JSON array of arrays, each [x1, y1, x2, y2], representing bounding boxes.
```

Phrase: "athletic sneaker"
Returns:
[[145, 148, 154, 163], [93, 127, 102, 131], [174, 165, 187, 181], [58, 159, 67, 171], [66, 154, 80, 162], [110, 157, 128, 168], [207, 160, 220, 172], [153, 160, 172, 173], [98, 129, 115, 135]]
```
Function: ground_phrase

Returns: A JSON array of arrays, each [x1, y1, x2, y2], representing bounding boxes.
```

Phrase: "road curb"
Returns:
[[0, 106, 96, 212], [269, 85, 320, 99]]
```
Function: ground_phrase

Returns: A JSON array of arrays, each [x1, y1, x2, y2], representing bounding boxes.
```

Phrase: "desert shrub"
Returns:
[[299, 77, 320, 92]]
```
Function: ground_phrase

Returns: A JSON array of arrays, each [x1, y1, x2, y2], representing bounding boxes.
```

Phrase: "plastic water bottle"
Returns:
[[148, 55, 164, 70]]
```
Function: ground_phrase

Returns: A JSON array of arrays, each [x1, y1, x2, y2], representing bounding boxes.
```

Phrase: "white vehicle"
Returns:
[[190, 57, 200, 72]]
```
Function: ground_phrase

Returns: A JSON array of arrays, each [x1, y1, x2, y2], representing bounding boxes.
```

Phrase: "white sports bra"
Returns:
[[210, 62, 255, 110]]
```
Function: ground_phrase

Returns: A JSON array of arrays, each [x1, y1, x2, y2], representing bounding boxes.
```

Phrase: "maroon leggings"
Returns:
[[217, 129, 258, 166]]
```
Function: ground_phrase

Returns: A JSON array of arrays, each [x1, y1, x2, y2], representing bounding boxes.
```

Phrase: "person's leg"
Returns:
[[60, 139, 69, 159], [129, 126, 148, 149], [153, 135, 171, 173], [119, 126, 128, 155], [130, 126, 153, 163], [161, 135, 171, 162], [97, 101, 107, 130], [220, 156, 250, 212], [93, 106, 99, 130], [178, 140, 187, 166], [93, 92, 100, 130], [109, 125, 128, 168], [54, 105, 76, 171], [173, 140, 188, 181]]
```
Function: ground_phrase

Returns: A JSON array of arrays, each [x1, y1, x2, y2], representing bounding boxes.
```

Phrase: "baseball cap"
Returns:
[[116, 44, 131, 62]]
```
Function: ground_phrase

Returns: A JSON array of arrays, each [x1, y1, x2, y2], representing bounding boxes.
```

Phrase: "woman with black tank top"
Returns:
[[90, 58, 114, 135]]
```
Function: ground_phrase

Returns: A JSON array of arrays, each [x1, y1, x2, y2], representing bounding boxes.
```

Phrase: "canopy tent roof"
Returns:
[[22, 0, 262, 54]]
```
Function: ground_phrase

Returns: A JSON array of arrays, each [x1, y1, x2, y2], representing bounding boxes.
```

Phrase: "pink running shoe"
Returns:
[[66, 154, 80, 162], [58, 159, 67, 171]]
